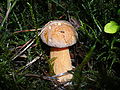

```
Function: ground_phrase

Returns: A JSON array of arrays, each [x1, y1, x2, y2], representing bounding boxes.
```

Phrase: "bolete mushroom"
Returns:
[[40, 20, 78, 82]]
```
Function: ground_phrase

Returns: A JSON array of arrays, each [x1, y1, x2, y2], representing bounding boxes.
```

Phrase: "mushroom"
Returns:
[[40, 20, 78, 82]]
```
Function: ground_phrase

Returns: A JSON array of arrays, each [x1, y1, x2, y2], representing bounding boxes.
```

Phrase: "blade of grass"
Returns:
[[51, 0, 65, 10], [0, 0, 18, 30], [27, 2, 39, 44], [92, 15, 102, 32], [11, 28, 44, 61], [13, 12, 22, 30], [15, 56, 40, 73], [78, 42, 96, 71]]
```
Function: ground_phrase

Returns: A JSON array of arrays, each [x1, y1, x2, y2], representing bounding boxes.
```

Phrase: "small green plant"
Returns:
[[104, 21, 120, 34]]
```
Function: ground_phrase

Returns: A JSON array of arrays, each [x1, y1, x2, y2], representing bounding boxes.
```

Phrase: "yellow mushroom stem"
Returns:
[[50, 47, 73, 82]]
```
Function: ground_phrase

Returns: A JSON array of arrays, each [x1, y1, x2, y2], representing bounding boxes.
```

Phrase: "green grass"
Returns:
[[0, 0, 120, 90]]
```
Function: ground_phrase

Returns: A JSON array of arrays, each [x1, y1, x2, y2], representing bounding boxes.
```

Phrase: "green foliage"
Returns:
[[117, 9, 120, 15], [0, 0, 120, 90], [104, 21, 120, 34]]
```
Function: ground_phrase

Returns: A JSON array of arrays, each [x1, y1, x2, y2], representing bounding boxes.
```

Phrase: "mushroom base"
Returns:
[[50, 48, 73, 82]]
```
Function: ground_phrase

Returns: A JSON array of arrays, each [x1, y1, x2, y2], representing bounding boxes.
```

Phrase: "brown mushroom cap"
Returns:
[[40, 20, 78, 48]]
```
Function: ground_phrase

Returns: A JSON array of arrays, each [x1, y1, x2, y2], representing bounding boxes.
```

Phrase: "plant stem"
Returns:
[[0, 0, 17, 30]]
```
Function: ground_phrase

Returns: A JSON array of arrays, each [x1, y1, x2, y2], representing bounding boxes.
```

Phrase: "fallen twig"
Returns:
[[16, 56, 40, 73], [11, 28, 44, 61], [14, 28, 41, 33]]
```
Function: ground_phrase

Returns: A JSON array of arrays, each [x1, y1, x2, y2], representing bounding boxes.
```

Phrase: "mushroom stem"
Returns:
[[50, 47, 73, 82]]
